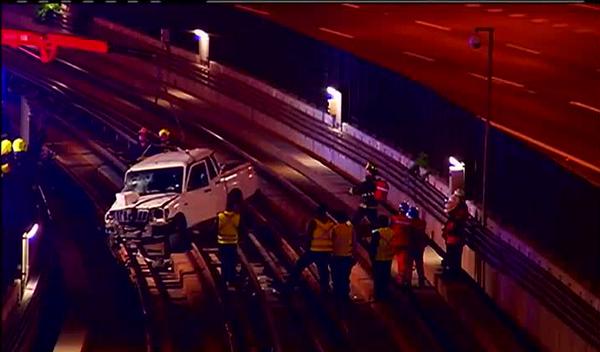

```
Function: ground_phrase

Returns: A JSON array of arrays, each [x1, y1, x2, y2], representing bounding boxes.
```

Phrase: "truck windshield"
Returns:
[[123, 167, 184, 195]]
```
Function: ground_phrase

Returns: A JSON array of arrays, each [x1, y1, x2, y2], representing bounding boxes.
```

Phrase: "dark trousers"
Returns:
[[219, 244, 238, 283], [445, 242, 464, 275], [373, 260, 392, 300], [409, 247, 426, 286], [290, 251, 331, 292], [331, 256, 354, 298]]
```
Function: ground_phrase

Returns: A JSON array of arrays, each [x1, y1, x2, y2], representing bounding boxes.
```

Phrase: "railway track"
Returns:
[[6, 57, 489, 351]]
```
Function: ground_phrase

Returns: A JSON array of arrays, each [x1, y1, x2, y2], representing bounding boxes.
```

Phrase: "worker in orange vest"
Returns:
[[391, 201, 412, 287], [442, 193, 468, 276], [331, 211, 355, 299]]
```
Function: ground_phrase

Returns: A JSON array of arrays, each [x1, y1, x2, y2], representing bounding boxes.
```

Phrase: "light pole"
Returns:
[[192, 29, 209, 66], [469, 27, 494, 227], [21, 223, 39, 300]]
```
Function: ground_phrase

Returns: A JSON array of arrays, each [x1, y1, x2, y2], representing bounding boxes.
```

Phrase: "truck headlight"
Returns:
[[152, 208, 164, 220]]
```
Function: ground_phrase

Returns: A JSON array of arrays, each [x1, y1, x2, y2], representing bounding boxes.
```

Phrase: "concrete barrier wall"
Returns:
[[62, 17, 599, 352]]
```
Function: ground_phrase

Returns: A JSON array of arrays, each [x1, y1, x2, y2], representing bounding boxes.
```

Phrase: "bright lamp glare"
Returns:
[[192, 29, 208, 40], [24, 223, 39, 239], [449, 156, 465, 171], [326, 86, 337, 95]]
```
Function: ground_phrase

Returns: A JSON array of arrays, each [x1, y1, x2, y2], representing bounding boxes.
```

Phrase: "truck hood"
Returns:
[[109, 192, 179, 212]]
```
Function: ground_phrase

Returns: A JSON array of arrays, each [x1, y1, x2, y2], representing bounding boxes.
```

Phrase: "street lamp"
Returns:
[[192, 29, 209, 65], [469, 27, 494, 227], [21, 223, 39, 299]]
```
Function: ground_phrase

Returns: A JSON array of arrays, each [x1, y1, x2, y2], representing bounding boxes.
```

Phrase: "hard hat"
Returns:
[[139, 127, 149, 135], [399, 201, 410, 214], [445, 195, 461, 213], [407, 206, 420, 219], [1, 163, 10, 174], [12, 138, 27, 153], [158, 128, 170, 138], [453, 188, 465, 198], [1, 139, 12, 156]]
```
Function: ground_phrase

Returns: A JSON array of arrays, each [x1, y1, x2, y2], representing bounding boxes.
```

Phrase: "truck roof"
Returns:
[[129, 148, 213, 172]]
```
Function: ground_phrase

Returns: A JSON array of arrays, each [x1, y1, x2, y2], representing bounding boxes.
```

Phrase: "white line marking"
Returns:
[[342, 3, 360, 9], [402, 51, 435, 62], [508, 13, 527, 18], [569, 101, 600, 114], [465, 4, 481, 7], [414, 20, 451, 32], [319, 27, 355, 39], [527, 89, 536, 94], [531, 18, 549, 23], [552, 23, 569, 28], [468, 72, 525, 88], [573, 3, 600, 11], [487, 8, 504, 13], [574, 28, 594, 34], [506, 43, 541, 55], [489, 120, 600, 174], [233, 5, 270, 16]]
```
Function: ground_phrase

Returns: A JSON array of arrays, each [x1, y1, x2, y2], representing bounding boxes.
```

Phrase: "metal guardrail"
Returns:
[[6, 50, 598, 349], [138, 53, 600, 348]]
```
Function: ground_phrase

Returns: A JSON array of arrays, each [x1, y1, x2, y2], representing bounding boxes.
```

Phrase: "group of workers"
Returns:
[[137, 127, 177, 160], [214, 160, 468, 301], [1, 136, 29, 177]]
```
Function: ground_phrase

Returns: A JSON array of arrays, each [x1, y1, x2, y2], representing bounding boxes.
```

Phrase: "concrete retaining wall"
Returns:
[[56, 17, 600, 352]]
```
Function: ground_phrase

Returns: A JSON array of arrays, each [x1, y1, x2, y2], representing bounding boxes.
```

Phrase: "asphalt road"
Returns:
[[234, 3, 600, 183]]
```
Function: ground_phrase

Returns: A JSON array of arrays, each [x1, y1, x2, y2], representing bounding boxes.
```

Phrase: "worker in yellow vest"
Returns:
[[217, 189, 244, 285], [331, 211, 355, 299], [1, 138, 12, 176], [289, 204, 334, 293], [370, 215, 395, 300]]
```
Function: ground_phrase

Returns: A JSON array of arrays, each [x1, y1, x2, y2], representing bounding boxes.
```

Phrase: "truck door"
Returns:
[[208, 155, 227, 213], [184, 161, 215, 227]]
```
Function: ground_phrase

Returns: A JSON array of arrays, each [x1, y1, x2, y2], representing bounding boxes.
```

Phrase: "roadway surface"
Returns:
[[234, 3, 600, 183]]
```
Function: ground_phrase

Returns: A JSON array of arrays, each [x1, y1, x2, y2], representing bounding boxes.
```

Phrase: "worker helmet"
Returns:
[[139, 127, 149, 135], [453, 188, 465, 198], [159, 128, 170, 138], [1, 163, 10, 174], [365, 161, 377, 173], [399, 201, 410, 215], [1, 139, 12, 156], [445, 195, 461, 213], [407, 206, 420, 219], [12, 138, 27, 153]]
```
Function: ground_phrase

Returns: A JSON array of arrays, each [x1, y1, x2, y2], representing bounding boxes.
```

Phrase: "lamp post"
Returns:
[[192, 29, 209, 66], [469, 27, 494, 227], [21, 223, 39, 299]]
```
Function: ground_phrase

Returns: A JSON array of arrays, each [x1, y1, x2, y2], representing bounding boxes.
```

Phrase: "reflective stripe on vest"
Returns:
[[332, 221, 353, 257], [310, 219, 334, 252], [374, 180, 389, 201], [217, 211, 240, 244], [374, 227, 395, 261]]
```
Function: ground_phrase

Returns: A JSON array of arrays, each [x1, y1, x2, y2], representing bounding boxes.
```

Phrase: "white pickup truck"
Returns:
[[104, 148, 258, 240]]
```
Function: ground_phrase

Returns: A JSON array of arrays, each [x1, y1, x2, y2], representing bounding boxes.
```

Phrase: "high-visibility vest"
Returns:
[[310, 218, 334, 252], [390, 214, 411, 248], [217, 211, 240, 245], [374, 227, 395, 261], [374, 179, 389, 202], [332, 221, 353, 257]]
